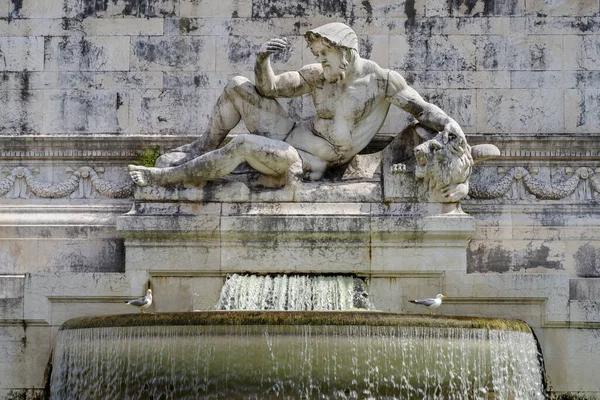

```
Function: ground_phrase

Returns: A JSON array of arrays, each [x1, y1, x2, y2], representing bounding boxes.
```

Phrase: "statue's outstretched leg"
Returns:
[[130, 134, 301, 187], [156, 76, 295, 167]]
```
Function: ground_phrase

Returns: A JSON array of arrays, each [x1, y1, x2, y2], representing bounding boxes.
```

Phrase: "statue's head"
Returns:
[[305, 23, 359, 84], [304, 23, 359, 52], [413, 128, 474, 203]]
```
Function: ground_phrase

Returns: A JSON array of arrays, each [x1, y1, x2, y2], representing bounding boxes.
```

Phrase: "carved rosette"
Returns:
[[0, 166, 134, 199], [469, 166, 600, 201]]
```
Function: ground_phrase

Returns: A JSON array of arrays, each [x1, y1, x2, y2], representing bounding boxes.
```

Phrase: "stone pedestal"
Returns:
[[116, 186, 475, 312]]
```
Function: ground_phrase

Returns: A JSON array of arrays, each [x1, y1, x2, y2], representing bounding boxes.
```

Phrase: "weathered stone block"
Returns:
[[405, 71, 510, 89], [353, 0, 425, 18], [8, 0, 64, 18], [420, 89, 476, 132], [216, 35, 304, 72], [171, 17, 270, 36], [506, 35, 563, 71], [565, 71, 600, 88], [42, 90, 128, 134], [95, 71, 163, 89], [0, 89, 43, 134], [150, 277, 194, 312], [543, 328, 600, 393], [129, 88, 216, 134], [474, 35, 562, 71], [345, 16, 407, 35], [83, 17, 164, 36], [368, 275, 442, 312], [126, 244, 221, 272], [163, 71, 234, 89], [510, 71, 564, 88], [131, 36, 216, 71], [251, 0, 351, 18], [0, 37, 44, 72], [426, 0, 524, 16], [526, 0, 599, 16], [572, 242, 600, 277], [391, 35, 476, 71], [565, 90, 600, 133], [564, 35, 600, 70], [63, 0, 177, 18], [0, 87, 43, 135], [44, 36, 130, 71], [476, 89, 564, 133], [180, 0, 251, 17], [570, 278, 600, 299], [0, 237, 125, 274], [0, 18, 72, 37], [511, 16, 600, 35], [0, 326, 51, 388], [358, 34, 389, 67]]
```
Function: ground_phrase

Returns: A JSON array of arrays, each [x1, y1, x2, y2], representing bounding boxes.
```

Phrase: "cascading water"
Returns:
[[49, 275, 546, 399], [217, 274, 373, 310]]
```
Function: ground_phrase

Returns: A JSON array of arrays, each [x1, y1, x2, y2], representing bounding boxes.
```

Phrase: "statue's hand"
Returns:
[[390, 163, 408, 174], [257, 38, 289, 59], [441, 119, 464, 143]]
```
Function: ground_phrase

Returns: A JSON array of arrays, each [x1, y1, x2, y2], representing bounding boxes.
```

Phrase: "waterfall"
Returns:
[[50, 320, 545, 399], [216, 274, 373, 311]]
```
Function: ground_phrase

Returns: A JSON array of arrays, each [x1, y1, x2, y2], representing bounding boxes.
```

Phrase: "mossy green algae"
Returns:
[[60, 311, 532, 333]]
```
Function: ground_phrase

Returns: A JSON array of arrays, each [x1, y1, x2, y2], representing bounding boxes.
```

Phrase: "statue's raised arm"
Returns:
[[254, 38, 311, 99]]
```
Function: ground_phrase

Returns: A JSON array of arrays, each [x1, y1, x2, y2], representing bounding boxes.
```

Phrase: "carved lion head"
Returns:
[[413, 129, 474, 203]]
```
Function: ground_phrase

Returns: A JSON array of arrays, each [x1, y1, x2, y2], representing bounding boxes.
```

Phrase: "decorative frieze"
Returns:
[[469, 166, 600, 200], [0, 166, 133, 199]]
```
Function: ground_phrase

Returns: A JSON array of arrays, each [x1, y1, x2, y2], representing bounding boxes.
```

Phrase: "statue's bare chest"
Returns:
[[312, 76, 385, 120]]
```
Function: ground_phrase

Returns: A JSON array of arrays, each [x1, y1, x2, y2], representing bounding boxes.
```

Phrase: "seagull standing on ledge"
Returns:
[[409, 294, 447, 314], [125, 289, 152, 313]]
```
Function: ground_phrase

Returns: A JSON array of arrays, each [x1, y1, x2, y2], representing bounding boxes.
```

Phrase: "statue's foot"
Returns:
[[128, 165, 158, 187]]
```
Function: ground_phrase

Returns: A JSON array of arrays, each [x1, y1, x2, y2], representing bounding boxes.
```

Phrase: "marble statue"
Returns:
[[128, 22, 471, 202]]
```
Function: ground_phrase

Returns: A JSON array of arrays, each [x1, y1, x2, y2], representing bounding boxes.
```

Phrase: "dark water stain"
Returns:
[[359, 37, 373, 59], [576, 92, 587, 127], [8, 0, 23, 21], [252, 0, 348, 19], [361, 0, 373, 24], [116, 92, 123, 109], [574, 243, 600, 277], [133, 38, 204, 68], [19, 72, 31, 133], [446, 0, 518, 16], [467, 243, 511, 273], [193, 74, 209, 88], [404, 0, 417, 29], [524, 244, 562, 270], [179, 17, 198, 34]]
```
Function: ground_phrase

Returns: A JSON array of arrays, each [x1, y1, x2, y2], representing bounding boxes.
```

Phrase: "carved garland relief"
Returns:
[[0, 166, 134, 199]]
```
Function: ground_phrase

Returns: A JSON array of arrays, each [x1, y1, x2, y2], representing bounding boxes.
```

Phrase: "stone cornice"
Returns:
[[3, 134, 600, 161]]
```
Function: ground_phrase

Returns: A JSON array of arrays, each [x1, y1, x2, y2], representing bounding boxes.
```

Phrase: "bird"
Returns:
[[409, 294, 447, 315], [124, 289, 153, 313]]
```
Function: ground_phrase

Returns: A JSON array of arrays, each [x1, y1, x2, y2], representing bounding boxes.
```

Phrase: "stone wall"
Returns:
[[1, 0, 599, 137], [2, 0, 600, 398]]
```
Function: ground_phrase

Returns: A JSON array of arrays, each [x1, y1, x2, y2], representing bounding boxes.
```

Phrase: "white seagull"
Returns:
[[125, 289, 153, 313], [409, 294, 447, 314]]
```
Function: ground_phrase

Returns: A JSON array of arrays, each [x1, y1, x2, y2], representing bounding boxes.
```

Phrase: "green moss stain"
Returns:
[[60, 311, 532, 333]]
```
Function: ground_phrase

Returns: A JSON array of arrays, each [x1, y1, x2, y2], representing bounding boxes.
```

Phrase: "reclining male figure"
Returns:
[[129, 22, 465, 198]]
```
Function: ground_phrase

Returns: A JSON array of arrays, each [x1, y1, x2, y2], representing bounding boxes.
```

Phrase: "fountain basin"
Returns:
[[50, 311, 545, 399]]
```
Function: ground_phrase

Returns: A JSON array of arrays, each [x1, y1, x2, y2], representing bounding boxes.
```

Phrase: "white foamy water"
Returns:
[[50, 324, 545, 399], [216, 274, 373, 311]]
